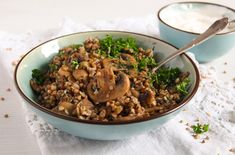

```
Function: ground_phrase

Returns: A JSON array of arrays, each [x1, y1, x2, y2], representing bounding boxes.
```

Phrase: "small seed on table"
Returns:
[[204, 136, 209, 140], [229, 148, 235, 153], [193, 134, 200, 139], [4, 114, 9, 118]]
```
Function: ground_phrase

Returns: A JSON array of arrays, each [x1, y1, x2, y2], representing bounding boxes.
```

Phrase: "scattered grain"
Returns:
[[205, 136, 209, 140], [4, 114, 9, 118], [11, 61, 17, 66], [179, 120, 183, 123], [224, 62, 227, 65], [206, 112, 211, 117], [58, 106, 65, 111], [193, 134, 200, 139], [195, 118, 200, 122], [229, 148, 235, 153], [5, 48, 12, 51], [211, 101, 216, 105], [223, 70, 226, 74], [64, 109, 69, 115], [0, 97, 5, 101], [186, 127, 190, 131], [6, 88, 11, 92], [109, 86, 114, 90]]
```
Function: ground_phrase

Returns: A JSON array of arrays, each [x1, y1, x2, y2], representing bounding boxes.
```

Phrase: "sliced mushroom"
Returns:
[[80, 61, 90, 69], [144, 49, 153, 57], [72, 69, 88, 81], [117, 115, 144, 121], [30, 80, 41, 92], [77, 98, 94, 116], [54, 101, 76, 115], [128, 69, 138, 78], [58, 65, 71, 77], [87, 67, 130, 102], [102, 58, 119, 70], [70, 52, 88, 62], [121, 47, 135, 54], [138, 90, 156, 107], [64, 47, 73, 53], [131, 88, 139, 98], [79, 61, 97, 76], [120, 53, 137, 66]]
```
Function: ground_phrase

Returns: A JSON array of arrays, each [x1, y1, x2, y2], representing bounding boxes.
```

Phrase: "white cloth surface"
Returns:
[[0, 15, 235, 155]]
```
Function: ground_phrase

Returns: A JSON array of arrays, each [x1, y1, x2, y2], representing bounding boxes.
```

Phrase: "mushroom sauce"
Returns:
[[30, 36, 190, 122]]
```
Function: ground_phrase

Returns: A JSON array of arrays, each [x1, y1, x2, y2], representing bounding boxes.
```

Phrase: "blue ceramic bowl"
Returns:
[[15, 31, 199, 140], [158, 2, 235, 63]]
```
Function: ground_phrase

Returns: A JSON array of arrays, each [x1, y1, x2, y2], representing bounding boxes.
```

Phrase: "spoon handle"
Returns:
[[152, 17, 229, 72]]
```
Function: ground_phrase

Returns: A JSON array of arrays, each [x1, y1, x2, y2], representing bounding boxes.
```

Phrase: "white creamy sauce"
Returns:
[[160, 4, 235, 34]]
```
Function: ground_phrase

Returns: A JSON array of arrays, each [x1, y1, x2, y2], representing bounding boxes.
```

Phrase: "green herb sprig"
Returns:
[[192, 123, 209, 134], [49, 64, 58, 71], [150, 67, 181, 86], [69, 44, 82, 50], [176, 78, 190, 95], [99, 35, 138, 58], [32, 69, 45, 85], [58, 50, 65, 57], [71, 60, 79, 69], [138, 57, 157, 70]]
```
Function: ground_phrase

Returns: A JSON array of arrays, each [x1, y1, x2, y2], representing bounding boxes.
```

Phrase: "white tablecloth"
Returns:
[[0, 15, 234, 155]]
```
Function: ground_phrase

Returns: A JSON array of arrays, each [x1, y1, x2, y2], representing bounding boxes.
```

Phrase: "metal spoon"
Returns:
[[152, 17, 229, 73]]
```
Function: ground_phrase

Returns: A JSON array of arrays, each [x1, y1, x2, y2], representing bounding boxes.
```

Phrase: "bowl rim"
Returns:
[[157, 1, 235, 35], [14, 30, 200, 125]]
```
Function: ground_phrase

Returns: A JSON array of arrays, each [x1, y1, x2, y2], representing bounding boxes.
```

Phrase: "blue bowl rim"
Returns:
[[157, 1, 235, 35], [14, 30, 200, 125]]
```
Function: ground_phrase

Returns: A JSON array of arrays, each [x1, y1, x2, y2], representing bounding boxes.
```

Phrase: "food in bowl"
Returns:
[[15, 31, 199, 140], [30, 35, 190, 122]]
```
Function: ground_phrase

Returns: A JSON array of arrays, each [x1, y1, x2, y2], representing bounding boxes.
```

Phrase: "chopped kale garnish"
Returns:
[[58, 50, 65, 57], [150, 67, 181, 86], [32, 69, 45, 85], [176, 78, 190, 95], [71, 60, 79, 69], [192, 123, 209, 134], [99, 35, 138, 58], [69, 44, 82, 50], [131, 63, 138, 70], [49, 64, 58, 71], [138, 57, 157, 70], [97, 49, 107, 57]]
